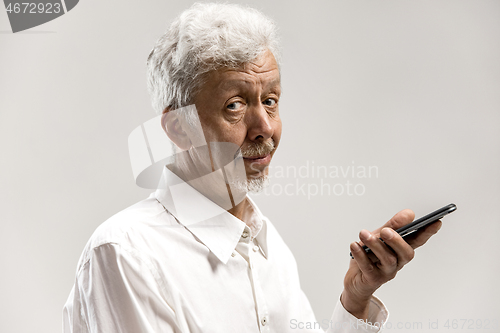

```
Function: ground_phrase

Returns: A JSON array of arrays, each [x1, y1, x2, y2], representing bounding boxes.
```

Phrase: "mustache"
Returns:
[[240, 139, 275, 158]]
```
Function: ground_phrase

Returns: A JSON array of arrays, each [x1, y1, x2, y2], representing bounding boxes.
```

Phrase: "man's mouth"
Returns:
[[239, 139, 275, 165], [243, 153, 271, 164]]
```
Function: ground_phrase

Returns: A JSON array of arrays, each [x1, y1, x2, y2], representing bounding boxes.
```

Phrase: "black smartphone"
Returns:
[[350, 203, 457, 259]]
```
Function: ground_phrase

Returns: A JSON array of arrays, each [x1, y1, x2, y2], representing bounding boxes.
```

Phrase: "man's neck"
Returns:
[[167, 159, 251, 222], [228, 194, 249, 221]]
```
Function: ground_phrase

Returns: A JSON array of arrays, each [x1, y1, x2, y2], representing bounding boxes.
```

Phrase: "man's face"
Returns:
[[193, 49, 282, 181]]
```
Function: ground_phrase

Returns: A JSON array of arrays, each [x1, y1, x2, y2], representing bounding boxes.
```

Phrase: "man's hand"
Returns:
[[340, 209, 442, 320]]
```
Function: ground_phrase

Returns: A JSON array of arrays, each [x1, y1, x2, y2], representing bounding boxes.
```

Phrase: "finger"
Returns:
[[372, 209, 415, 235], [359, 229, 398, 274], [350, 241, 377, 276], [404, 220, 442, 249], [380, 227, 415, 268]]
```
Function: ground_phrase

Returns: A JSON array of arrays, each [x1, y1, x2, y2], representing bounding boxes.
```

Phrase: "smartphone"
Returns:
[[350, 203, 457, 259]]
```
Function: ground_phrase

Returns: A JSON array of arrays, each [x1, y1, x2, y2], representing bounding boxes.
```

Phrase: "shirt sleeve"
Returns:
[[325, 295, 388, 333], [63, 243, 179, 333]]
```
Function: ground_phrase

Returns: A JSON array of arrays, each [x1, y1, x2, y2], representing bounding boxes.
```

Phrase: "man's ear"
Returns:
[[161, 108, 192, 150]]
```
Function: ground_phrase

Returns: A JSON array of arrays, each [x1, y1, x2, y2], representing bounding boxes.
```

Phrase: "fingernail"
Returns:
[[381, 228, 394, 240], [360, 229, 371, 240], [350, 242, 359, 252]]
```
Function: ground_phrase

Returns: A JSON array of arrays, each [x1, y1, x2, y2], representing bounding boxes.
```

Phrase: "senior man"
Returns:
[[63, 3, 441, 333]]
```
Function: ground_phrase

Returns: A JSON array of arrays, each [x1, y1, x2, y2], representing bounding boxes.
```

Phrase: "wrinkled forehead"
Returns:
[[216, 76, 281, 94], [203, 51, 281, 91]]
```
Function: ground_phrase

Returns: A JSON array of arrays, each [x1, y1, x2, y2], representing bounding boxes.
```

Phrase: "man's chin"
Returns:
[[229, 175, 269, 194], [246, 176, 269, 193]]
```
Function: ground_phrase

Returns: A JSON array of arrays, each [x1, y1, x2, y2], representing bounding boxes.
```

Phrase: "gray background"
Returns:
[[1, 0, 498, 332]]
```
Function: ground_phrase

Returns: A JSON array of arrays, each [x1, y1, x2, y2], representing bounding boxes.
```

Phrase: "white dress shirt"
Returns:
[[63, 168, 388, 332]]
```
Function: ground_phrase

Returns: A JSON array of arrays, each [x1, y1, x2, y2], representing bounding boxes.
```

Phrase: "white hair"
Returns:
[[147, 2, 281, 115]]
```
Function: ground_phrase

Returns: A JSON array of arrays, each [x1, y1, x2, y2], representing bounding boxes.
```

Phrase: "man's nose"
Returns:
[[246, 103, 274, 142]]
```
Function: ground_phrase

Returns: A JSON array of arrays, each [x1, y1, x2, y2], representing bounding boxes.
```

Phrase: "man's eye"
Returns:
[[263, 98, 277, 107], [227, 101, 243, 110]]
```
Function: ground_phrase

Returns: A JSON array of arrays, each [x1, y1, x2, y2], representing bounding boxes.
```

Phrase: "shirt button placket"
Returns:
[[250, 248, 269, 332]]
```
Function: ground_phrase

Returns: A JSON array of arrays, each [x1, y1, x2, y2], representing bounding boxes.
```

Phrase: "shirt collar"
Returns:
[[245, 195, 268, 259], [154, 166, 268, 263]]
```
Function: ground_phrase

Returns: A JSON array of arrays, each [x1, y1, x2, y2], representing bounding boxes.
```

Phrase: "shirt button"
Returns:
[[242, 231, 249, 238], [231, 251, 236, 257], [252, 245, 259, 252], [261, 317, 267, 326]]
